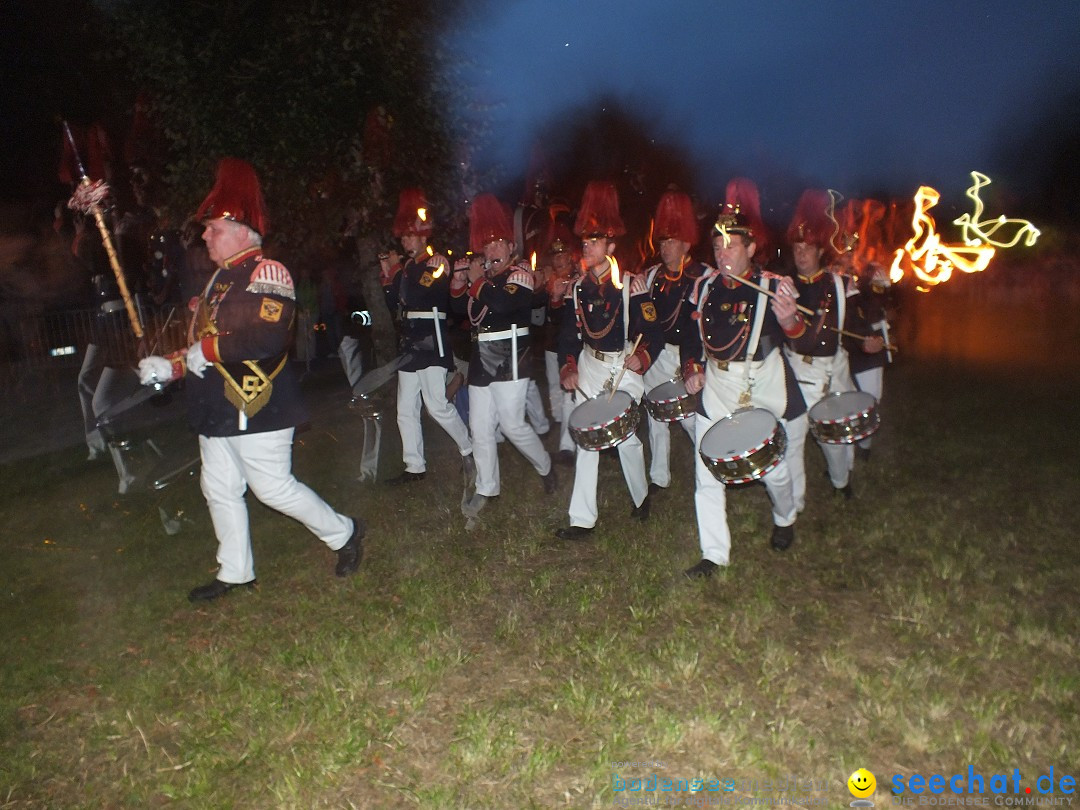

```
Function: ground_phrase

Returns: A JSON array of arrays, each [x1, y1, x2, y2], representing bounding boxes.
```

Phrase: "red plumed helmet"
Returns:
[[196, 158, 268, 236], [574, 181, 626, 238], [392, 188, 433, 238], [714, 177, 766, 250], [786, 188, 835, 248], [653, 190, 698, 245], [542, 217, 576, 256], [469, 193, 514, 253]]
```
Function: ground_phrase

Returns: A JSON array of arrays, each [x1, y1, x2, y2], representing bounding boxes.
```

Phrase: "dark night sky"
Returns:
[[447, 0, 1080, 199]]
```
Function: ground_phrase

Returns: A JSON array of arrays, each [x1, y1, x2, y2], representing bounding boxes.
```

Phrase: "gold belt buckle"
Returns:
[[593, 348, 606, 361], [714, 359, 729, 372], [802, 354, 813, 365]]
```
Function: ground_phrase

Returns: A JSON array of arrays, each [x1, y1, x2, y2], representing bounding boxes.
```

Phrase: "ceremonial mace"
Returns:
[[62, 120, 144, 340]]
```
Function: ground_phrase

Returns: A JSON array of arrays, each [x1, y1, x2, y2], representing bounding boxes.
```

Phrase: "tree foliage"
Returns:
[[105, 0, 491, 261]]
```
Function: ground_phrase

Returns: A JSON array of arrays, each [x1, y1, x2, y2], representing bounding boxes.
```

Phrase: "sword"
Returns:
[[351, 352, 414, 397]]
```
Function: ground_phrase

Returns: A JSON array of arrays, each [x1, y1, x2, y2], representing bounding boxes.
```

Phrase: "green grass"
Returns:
[[1, 360, 1078, 808]]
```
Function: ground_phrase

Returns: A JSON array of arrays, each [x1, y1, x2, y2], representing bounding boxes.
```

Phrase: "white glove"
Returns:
[[186, 342, 209, 378], [138, 356, 174, 387]]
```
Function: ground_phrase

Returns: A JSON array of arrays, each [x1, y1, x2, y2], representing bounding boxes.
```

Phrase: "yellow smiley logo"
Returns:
[[848, 768, 876, 799]]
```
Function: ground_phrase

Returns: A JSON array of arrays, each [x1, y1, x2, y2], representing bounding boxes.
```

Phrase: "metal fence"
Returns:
[[0, 303, 189, 385]]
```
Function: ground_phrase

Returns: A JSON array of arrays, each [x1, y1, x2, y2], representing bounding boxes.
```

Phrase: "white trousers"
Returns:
[[525, 378, 550, 435], [853, 366, 884, 449], [339, 336, 364, 390], [567, 349, 648, 528], [642, 345, 696, 488], [785, 348, 855, 503], [199, 428, 353, 584], [78, 343, 128, 452], [545, 350, 576, 452], [469, 380, 552, 497], [693, 359, 799, 565], [397, 366, 473, 474]]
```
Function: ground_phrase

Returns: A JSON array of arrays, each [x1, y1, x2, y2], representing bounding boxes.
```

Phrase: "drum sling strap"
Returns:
[[572, 278, 633, 383], [694, 274, 769, 407]]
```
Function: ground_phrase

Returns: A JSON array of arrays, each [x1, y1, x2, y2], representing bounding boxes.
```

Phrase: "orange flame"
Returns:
[[607, 255, 622, 290], [417, 207, 427, 222], [889, 185, 994, 287], [530, 251, 537, 271], [426, 244, 445, 278]]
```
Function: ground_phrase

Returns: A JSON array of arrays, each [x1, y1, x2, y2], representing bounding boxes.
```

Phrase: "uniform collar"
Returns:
[[721, 267, 752, 289], [798, 269, 826, 284], [223, 246, 262, 268]]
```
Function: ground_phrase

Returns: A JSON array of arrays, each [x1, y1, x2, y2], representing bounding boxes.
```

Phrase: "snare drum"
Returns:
[[568, 391, 640, 451], [643, 379, 698, 422], [699, 408, 787, 484], [807, 390, 879, 444]]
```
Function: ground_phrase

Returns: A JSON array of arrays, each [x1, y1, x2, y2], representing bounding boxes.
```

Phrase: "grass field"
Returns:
[[1, 359, 1078, 809]]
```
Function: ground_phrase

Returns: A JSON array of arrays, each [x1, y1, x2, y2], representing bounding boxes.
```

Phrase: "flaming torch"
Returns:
[[63, 120, 144, 339]]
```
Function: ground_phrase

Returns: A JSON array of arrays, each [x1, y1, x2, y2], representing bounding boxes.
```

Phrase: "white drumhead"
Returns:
[[701, 408, 777, 457], [569, 391, 633, 429], [647, 380, 687, 402], [809, 390, 877, 421]]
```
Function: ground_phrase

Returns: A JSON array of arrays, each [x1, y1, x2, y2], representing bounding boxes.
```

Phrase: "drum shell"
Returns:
[[808, 391, 880, 444], [699, 408, 787, 484], [568, 392, 640, 451], [643, 380, 698, 422]]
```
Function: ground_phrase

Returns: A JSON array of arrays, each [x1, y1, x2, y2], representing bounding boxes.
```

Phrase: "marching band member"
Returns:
[[836, 198, 895, 462], [784, 189, 884, 505], [540, 219, 581, 465], [641, 189, 705, 493], [382, 188, 474, 485], [681, 187, 807, 577], [137, 158, 363, 600], [555, 181, 663, 539], [451, 194, 556, 519], [849, 261, 894, 460]]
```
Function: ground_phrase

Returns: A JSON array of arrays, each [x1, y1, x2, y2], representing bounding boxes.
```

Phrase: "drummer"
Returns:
[[680, 184, 807, 578], [783, 189, 884, 506], [555, 181, 663, 539], [641, 189, 706, 494]]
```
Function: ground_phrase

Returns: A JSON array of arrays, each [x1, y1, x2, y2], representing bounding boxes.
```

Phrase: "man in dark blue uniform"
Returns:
[[555, 181, 664, 539], [450, 194, 555, 520], [381, 188, 474, 484], [138, 158, 363, 601], [640, 189, 705, 493]]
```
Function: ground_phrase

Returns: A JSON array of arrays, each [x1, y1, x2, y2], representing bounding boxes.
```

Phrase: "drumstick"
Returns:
[[724, 272, 898, 353], [608, 333, 643, 402]]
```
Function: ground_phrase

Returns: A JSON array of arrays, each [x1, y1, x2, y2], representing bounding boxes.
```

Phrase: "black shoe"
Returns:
[[335, 517, 365, 577], [557, 449, 576, 466], [462, 492, 497, 519], [835, 484, 854, 500], [855, 446, 871, 462], [386, 471, 425, 485], [684, 559, 719, 579], [630, 494, 651, 521], [770, 524, 795, 552], [188, 579, 256, 602], [555, 525, 594, 540], [542, 466, 558, 494]]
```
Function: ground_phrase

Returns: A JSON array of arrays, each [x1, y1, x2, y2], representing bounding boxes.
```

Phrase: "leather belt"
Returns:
[[476, 325, 530, 342], [404, 310, 447, 320], [590, 348, 622, 361]]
